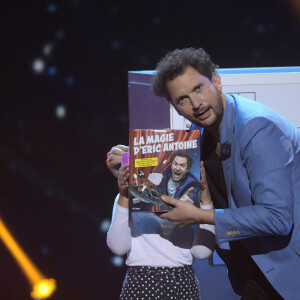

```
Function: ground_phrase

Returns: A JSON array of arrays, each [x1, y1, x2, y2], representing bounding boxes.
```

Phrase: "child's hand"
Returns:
[[106, 145, 129, 178], [118, 163, 130, 198]]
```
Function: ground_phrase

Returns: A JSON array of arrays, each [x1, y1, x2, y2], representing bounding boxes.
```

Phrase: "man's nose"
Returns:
[[189, 94, 202, 110]]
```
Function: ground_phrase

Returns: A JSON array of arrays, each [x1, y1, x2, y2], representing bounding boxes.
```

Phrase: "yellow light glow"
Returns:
[[31, 278, 57, 299], [0, 218, 56, 299]]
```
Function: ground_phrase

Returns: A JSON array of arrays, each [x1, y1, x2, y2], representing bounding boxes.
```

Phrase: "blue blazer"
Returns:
[[195, 94, 300, 299]]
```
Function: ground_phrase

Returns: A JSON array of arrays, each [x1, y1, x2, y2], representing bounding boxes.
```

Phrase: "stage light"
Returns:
[[111, 255, 124, 267], [56, 30, 64, 40], [32, 59, 45, 74], [43, 43, 54, 56], [66, 76, 74, 86], [47, 4, 57, 13], [31, 278, 56, 299], [55, 105, 66, 119], [48, 67, 57, 76], [256, 24, 265, 33], [99, 219, 110, 233], [111, 40, 121, 50], [0, 218, 56, 299]]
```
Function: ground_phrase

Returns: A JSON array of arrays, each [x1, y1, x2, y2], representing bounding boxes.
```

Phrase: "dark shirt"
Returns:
[[201, 130, 228, 209], [204, 151, 228, 209]]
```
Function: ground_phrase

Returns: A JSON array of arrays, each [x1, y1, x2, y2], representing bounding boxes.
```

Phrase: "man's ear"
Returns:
[[212, 72, 222, 92]]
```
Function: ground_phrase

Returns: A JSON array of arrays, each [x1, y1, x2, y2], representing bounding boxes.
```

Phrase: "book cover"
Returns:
[[128, 129, 201, 212]]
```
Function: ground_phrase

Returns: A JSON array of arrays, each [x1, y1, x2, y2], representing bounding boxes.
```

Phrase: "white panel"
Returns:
[[223, 83, 300, 128], [170, 106, 191, 129], [220, 71, 300, 85]]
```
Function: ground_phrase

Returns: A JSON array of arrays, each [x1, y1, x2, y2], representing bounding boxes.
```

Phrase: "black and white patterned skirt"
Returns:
[[120, 265, 200, 300]]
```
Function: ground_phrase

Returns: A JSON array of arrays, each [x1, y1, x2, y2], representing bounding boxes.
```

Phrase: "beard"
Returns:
[[191, 91, 224, 129]]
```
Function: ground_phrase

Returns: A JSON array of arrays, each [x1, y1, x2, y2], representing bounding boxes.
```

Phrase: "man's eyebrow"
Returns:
[[191, 83, 203, 92], [176, 95, 188, 102], [173, 160, 186, 166], [175, 83, 203, 102]]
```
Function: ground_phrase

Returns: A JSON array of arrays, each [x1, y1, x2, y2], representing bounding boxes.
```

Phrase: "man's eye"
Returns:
[[177, 97, 189, 105], [195, 85, 202, 92]]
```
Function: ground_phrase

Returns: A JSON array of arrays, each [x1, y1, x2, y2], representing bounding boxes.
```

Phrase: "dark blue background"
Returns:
[[1, 1, 299, 299]]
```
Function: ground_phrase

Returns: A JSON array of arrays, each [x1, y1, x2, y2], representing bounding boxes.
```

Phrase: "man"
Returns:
[[107, 48, 300, 299], [156, 150, 200, 205]]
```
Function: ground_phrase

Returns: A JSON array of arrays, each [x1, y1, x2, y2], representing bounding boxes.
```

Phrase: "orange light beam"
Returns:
[[0, 218, 56, 299]]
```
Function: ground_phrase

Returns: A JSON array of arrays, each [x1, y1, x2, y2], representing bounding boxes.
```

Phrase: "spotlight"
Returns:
[[111, 256, 124, 267], [111, 40, 121, 50], [55, 105, 66, 119], [43, 43, 55, 56], [47, 4, 57, 13], [48, 67, 57, 76], [32, 59, 45, 74], [99, 219, 111, 233], [66, 77, 74, 85]]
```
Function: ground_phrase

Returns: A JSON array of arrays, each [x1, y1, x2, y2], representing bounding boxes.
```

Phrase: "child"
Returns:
[[107, 161, 215, 300]]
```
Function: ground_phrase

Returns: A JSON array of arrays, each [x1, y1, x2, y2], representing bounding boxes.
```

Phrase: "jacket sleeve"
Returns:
[[106, 194, 132, 256], [191, 203, 215, 259], [214, 118, 294, 245]]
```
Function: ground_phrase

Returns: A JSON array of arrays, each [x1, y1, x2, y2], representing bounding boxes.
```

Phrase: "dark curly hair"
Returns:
[[170, 150, 193, 170], [151, 47, 219, 102]]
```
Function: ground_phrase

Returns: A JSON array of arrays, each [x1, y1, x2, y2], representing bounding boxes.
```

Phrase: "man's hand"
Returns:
[[106, 145, 129, 178], [159, 195, 214, 226]]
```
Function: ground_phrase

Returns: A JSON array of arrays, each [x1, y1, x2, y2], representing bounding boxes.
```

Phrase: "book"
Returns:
[[127, 129, 201, 212]]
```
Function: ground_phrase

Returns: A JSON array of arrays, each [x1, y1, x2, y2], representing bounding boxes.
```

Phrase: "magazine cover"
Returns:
[[125, 129, 201, 212]]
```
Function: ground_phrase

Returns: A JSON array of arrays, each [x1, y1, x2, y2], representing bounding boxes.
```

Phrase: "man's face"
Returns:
[[171, 156, 189, 183], [166, 66, 225, 131]]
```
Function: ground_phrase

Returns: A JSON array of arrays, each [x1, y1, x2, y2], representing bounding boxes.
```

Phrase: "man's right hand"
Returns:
[[106, 145, 129, 178]]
